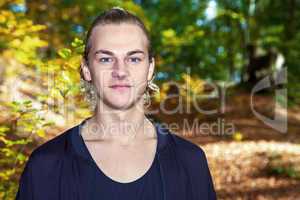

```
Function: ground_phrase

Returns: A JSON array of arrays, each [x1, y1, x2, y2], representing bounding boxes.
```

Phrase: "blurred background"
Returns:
[[0, 0, 300, 199]]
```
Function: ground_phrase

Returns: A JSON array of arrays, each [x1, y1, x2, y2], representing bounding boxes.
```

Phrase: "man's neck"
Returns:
[[83, 100, 153, 145]]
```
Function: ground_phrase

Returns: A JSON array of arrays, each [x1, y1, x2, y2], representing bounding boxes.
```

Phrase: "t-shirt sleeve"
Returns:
[[202, 150, 217, 200], [15, 155, 35, 200], [191, 147, 217, 200]]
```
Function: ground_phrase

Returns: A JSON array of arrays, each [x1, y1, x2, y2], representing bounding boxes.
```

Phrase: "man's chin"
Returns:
[[95, 93, 145, 112], [102, 98, 138, 111]]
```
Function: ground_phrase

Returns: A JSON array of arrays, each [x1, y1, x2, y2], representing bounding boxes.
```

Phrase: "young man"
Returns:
[[15, 7, 217, 200]]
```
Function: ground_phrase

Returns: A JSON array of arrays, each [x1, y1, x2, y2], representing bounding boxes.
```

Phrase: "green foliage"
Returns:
[[267, 153, 300, 179], [269, 166, 300, 179], [0, 100, 53, 199]]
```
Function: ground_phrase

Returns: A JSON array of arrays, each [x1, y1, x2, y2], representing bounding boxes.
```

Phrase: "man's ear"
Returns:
[[147, 57, 155, 81], [81, 59, 92, 82]]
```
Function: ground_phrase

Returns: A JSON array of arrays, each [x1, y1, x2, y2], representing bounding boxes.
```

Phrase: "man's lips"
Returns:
[[109, 84, 132, 88], [109, 85, 132, 92]]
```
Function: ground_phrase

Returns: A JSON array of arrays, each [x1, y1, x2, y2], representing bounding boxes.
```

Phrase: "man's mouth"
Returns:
[[109, 84, 132, 88], [109, 84, 132, 91]]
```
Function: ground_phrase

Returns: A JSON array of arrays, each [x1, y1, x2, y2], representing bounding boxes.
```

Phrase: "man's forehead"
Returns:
[[92, 24, 147, 41], [90, 26, 148, 56]]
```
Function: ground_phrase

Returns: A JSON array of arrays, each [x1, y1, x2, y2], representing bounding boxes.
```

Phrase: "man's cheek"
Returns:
[[134, 79, 147, 95], [95, 70, 111, 86]]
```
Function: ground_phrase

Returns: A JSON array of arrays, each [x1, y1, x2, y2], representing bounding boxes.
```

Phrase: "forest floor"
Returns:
[[179, 87, 300, 200]]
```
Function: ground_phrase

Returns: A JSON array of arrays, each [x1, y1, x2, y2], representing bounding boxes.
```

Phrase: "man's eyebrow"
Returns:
[[94, 49, 145, 56], [94, 49, 114, 56], [127, 50, 145, 56]]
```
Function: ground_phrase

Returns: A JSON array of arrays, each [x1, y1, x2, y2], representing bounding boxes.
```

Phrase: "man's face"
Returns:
[[81, 23, 155, 110]]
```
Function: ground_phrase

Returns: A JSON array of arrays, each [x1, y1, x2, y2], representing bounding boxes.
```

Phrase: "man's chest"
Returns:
[[84, 139, 157, 183]]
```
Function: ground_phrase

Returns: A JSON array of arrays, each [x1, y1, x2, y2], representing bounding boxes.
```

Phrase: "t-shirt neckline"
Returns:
[[74, 117, 161, 185]]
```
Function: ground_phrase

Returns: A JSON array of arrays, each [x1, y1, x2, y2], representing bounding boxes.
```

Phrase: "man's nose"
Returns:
[[111, 59, 128, 79]]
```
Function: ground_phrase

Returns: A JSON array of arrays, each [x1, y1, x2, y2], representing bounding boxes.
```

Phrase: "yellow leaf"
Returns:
[[232, 132, 243, 141], [36, 129, 46, 137]]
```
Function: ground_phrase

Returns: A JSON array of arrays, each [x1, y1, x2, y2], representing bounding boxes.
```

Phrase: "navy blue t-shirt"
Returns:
[[75, 123, 164, 200]]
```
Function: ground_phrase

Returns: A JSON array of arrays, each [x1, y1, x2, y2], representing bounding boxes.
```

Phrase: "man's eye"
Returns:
[[99, 57, 113, 63], [129, 57, 142, 63]]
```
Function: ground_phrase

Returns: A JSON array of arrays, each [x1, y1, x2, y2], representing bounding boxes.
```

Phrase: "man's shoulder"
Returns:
[[169, 133, 208, 163], [169, 133, 214, 185], [168, 134, 216, 199], [29, 124, 78, 162], [170, 133, 205, 154]]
